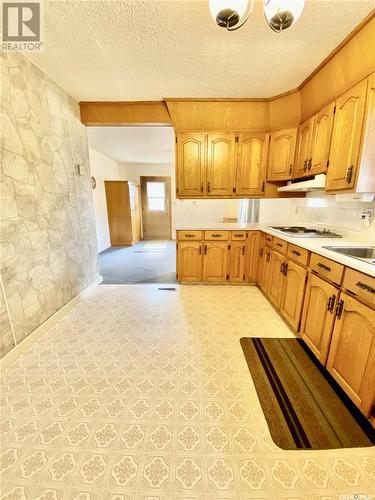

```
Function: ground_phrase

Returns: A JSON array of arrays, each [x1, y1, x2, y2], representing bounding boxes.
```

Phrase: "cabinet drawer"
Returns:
[[231, 231, 247, 241], [265, 234, 273, 247], [310, 253, 344, 285], [273, 237, 288, 254], [177, 230, 203, 241], [343, 268, 375, 308], [287, 243, 309, 266], [204, 231, 229, 241]]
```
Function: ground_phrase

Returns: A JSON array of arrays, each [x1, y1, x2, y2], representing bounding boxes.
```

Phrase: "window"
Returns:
[[147, 181, 166, 212]]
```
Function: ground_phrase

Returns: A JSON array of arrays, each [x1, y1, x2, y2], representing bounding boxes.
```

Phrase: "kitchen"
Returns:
[[1, 1, 375, 499]]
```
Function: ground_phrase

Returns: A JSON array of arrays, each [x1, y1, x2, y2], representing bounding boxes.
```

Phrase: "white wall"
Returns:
[[259, 193, 375, 239], [121, 162, 242, 238], [89, 148, 125, 252]]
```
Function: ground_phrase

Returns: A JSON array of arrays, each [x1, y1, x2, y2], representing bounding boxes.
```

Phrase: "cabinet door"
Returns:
[[236, 132, 269, 196], [300, 273, 337, 364], [294, 117, 314, 178], [229, 241, 246, 283], [356, 72, 375, 193], [206, 133, 236, 196], [327, 293, 375, 417], [176, 133, 206, 197], [280, 260, 307, 331], [177, 242, 203, 282], [326, 79, 368, 191], [203, 242, 228, 283], [267, 127, 298, 181], [246, 231, 260, 283], [310, 101, 335, 175], [268, 251, 285, 309]]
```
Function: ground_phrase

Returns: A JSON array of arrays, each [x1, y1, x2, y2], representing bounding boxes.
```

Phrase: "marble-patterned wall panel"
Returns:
[[0, 277, 15, 357], [0, 52, 99, 353]]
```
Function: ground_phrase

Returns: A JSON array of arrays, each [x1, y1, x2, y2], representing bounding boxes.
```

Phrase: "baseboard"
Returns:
[[0, 275, 103, 372]]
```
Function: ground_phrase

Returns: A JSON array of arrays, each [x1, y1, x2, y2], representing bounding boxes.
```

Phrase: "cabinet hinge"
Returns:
[[333, 105, 336, 114], [261, 181, 265, 192], [233, 186, 236, 193], [228, 244, 231, 250], [326, 160, 329, 168], [226, 274, 229, 280], [176, 243, 178, 249], [176, 187, 179, 195], [243, 274, 246, 280], [175, 136, 178, 143], [235, 135, 239, 143]]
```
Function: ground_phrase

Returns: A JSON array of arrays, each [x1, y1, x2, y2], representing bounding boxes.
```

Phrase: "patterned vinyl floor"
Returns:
[[1, 285, 374, 499]]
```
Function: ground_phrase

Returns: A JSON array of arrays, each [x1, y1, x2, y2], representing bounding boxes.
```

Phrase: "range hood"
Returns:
[[277, 174, 326, 192]]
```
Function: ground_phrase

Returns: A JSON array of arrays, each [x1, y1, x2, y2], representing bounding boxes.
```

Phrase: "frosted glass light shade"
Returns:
[[264, 0, 305, 32]]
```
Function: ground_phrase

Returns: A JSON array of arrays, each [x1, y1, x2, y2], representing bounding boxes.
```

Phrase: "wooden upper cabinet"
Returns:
[[300, 273, 338, 364], [309, 101, 335, 175], [294, 117, 314, 178], [356, 72, 375, 193], [176, 133, 206, 197], [229, 241, 246, 283], [267, 127, 298, 181], [327, 293, 375, 417], [236, 132, 269, 196], [206, 133, 236, 196], [177, 241, 203, 282], [326, 79, 368, 191], [280, 260, 307, 330], [203, 241, 228, 282]]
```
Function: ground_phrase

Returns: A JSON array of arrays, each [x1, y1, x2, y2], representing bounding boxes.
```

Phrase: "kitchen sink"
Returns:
[[323, 246, 375, 265]]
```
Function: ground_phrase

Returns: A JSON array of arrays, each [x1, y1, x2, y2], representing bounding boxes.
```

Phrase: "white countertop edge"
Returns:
[[176, 223, 375, 277]]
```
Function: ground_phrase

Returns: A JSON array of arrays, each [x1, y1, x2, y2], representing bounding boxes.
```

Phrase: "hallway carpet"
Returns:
[[99, 240, 177, 284], [1, 286, 374, 498]]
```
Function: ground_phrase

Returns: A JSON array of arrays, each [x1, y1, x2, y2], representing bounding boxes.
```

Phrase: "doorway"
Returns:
[[140, 176, 171, 240]]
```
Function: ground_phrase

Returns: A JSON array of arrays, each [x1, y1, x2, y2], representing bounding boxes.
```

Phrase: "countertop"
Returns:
[[176, 223, 375, 277]]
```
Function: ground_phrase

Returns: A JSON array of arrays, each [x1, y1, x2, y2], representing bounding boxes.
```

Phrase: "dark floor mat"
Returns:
[[240, 337, 375, 450]]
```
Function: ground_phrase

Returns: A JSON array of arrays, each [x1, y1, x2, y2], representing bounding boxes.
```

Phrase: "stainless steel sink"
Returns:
[[323, 246, 375, 265]]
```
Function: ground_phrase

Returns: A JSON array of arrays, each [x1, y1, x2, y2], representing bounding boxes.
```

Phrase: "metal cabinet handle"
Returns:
[[356, 281, 375, 294], [303, 160, 307, 171], [327, 294, 336, 313], [307, 157, 312, 170], [185, 234, 195, 238], [288, 164, 292, 175], [199, 245, 202, 255], [259, 248, 264, 257], [204, 245, 207, 255], [211, 234, 222, 238], [242, 245, 245, 256], [346, 165, 354, 183], [266, 252, 270, 262], [200, 183, 204, 193], [335, 299, 344, 319], [276, 242, 283, 248], [291, 250, 301, 256], [318, 262, 331, 272], [207, 182, 211, 193]]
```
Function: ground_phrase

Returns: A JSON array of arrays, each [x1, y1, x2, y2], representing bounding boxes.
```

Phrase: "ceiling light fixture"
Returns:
[[209, 0, 254, 31], [209, 0, 305, 32], [264, 0, 305, 32]]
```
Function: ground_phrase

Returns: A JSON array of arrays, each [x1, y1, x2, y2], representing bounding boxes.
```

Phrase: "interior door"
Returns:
[[140, 176, 171, 240]]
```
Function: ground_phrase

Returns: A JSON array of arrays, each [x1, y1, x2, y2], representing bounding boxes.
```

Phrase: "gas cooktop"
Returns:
[[270, 226, 342, 238]]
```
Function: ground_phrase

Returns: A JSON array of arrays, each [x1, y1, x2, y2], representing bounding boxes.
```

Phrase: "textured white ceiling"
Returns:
[[87, 126, 175, 163], [28, 1, 374, 100]]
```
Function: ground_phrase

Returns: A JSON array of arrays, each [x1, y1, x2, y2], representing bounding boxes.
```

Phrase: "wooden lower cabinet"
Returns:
[[177, 242, 203, 282], [229, 241, 246, 283], [203, 241, 228, 283], [280, 260, 307, 331], [258, 247, 272, 293], [326, 293, 375, 417], [300, 273, 338, 364], [268, 251, 285, 308], [246, 231, 260, 283]]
